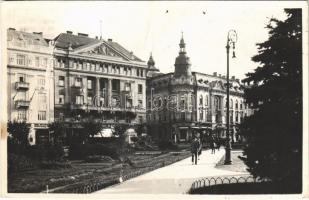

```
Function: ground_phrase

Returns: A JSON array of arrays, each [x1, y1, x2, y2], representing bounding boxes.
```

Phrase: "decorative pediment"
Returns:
[[80, 43, 122, 58], [212, 81, 225, 90]]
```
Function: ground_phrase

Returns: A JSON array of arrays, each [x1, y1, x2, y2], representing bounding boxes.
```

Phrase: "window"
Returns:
[[38, 78, 45, 87], [9, 56, 14, 64], [230, 99, 233, 109], [199, 110, 204, 121], [138, 100, 143, 109], [17, 54, 26, 65], [199, 95, 203, 106], [17, 110, 27, 121], [76, 95, 84, 105], [235, 100, 238, 109], [59, 95, 64, 104], [125, 83, 131, 91], [136, 69, 140, 76], [18, 74, 26, 82], [35, 57, 40, 67], [140, 69, 144, 77], [205, 95, 209, 106], [87, 96, 92, 105], [87, 79, 92, 89], [38, 93, 47, 104], [240, 101, 243, 110], [181, 112, 186, 121], [138, 116, 143, 123], [112, 80, 118, 91], [38, 111, 46, 121], [17, 91, 26, 101], [43, 58, 48, 67], [75, 77, 82, 87], [138, 84, 143, 94], [59, 76, 65, 86]]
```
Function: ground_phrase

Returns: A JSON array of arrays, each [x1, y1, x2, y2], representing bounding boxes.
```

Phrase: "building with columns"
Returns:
[[146, 34, 252, 143], [53, 31, 147, 141], [7, 28, 54, 145]]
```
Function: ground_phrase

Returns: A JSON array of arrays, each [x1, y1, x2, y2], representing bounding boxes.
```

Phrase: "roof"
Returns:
[[7, 29, 49, 46], [54, 33, 143, 62], [106, 40, 143, 62], [54, 33, 96, 49]]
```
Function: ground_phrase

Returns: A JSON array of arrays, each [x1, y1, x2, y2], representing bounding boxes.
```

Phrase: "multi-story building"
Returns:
[[53, 31, 147, 140], [146, 34, 252, 143], [7, 28, 54, 145]]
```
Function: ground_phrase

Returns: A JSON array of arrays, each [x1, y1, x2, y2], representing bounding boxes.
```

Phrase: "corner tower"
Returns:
[[174, 32, 192, 78]]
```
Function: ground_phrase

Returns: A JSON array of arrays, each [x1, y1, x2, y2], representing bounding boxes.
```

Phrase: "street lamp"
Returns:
[[225, 30, 237, 165]]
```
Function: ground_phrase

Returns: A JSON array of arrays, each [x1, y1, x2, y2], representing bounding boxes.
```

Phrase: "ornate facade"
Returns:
[[7, 28, 54, 145], [53, 31, 147, 140], [146, 34, 252, 142]]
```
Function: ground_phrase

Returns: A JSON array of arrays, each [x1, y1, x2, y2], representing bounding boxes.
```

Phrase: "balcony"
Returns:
[[15, 82, 29, 90], [15, 100, 30, 108]]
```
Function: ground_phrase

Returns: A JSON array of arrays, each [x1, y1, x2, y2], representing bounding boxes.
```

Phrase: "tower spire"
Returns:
[[174, 32, 191, 78]]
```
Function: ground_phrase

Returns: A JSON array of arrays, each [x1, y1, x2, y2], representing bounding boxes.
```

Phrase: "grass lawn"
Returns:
[[8, 150, 191, 193], [215, 150, 248, 173]]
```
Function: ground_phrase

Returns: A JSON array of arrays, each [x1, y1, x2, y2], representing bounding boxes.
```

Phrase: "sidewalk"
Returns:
[[95, 149, 249, 194]]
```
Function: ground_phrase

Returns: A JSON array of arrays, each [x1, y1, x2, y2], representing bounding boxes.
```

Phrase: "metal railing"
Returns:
[[188, 174, 271, 194]]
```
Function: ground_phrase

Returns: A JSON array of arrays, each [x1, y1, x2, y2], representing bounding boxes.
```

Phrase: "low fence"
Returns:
[[44, 152, 190, 193], [188, 174, 271, 194]]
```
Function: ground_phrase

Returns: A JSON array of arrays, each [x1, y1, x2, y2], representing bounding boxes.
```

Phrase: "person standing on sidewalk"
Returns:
[[197, 136, 202, 160], [191, 137, 199, 165], [210, 135, 216, 154]]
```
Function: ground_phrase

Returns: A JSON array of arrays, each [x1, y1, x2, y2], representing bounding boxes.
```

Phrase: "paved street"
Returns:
[[95, 149, 249, 194]]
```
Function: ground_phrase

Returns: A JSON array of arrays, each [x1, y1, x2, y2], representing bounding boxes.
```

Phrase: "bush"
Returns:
[[69, 144, 119, 160], [39, 161, 72, 169], [8, 153, 37, 173], [84, 155, 114, 163], [158, 141, 178, 150], [24, 144, 65, 161]]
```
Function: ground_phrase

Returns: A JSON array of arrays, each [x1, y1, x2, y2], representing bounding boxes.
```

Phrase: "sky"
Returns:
[[1, 1, 306, 80]]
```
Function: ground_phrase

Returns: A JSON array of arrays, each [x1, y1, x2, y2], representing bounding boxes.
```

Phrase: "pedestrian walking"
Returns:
[[197, 137, 202, 160], [216, 136, 221, 151], [191, 137, 199, 165], [210, 135, 216, 154]]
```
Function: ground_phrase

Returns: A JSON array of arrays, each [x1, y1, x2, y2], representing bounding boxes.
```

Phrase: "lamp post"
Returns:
[[225, 30, 237, 165]]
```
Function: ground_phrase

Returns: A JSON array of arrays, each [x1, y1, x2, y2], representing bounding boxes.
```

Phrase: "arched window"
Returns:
[[235, 100, 238, 110], [199, 95, 203, 106], [215, 96, 220, 110], [240, 100, 243, 110]]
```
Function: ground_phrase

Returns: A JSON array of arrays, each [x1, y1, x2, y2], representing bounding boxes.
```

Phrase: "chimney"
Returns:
[[218, 74, 221, 77], [95, 36, 98, 39], [222, 75, 226, 78], [33, 32, 43, 35], [231, 76, 235, 80], [66, 31, 73, 34], [213, 72, 217, 77], [8, 28, 16, 31], [78, 33, 88, 37], [236, 78, 240, 82], [108, 38, 113, 42]]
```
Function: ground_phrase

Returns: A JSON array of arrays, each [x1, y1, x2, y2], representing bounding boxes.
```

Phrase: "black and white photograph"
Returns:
[[0, 1, 308, 199]]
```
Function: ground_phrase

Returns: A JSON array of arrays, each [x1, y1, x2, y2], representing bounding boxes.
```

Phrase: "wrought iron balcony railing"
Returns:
[[15, 82, 29, 90]]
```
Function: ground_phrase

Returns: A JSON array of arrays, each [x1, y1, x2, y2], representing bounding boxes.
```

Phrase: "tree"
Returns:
[[81, 117, 103, 140], [48, 121, 66, 145], [7, 120, 30, 146], [240, 9, 302, 186]]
